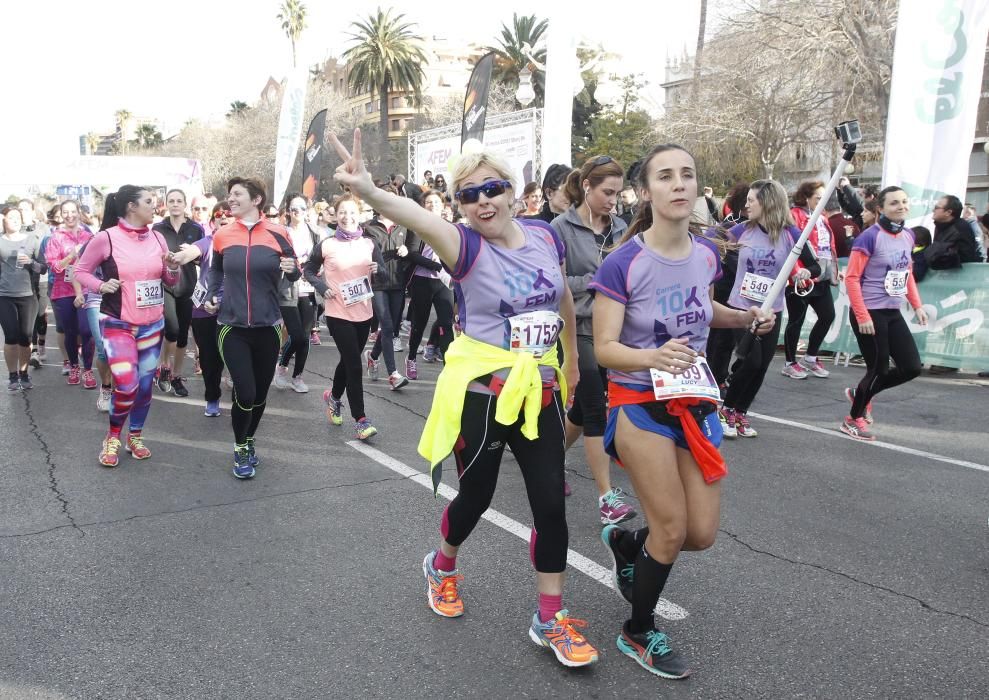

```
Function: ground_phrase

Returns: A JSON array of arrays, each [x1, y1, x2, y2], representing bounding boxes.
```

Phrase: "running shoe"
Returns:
[[310, 330, 321, 346], [528, 610, 599, 668], [156, 367, 172, 392], [355, 417, 378, 441], [720, 408, 738, 438], [37, 345, 46, 361], [422, 344, 437, 363], [18, 373, 32, 390], [599, 487, 637, 525], [82, 369, 97, 390], [406, 357, 418, 380], [66, 365, 81, 385], [99, 434, 122, 467], [616, 623, 691, 679], [61, 360, 70, 376], [245, 437, 259, 468], [799, 357, 830, 378], [170, 377, 189, 397], [393, 336, 404, 353], [8, 377, 20, 392], [781, 362, 808, 379], [735, 412, 758, 438], [363, 349, 380, 380], [126, 433, 151, 460], [232, 446, 255, 479], [290, 376, 309, 393], [601, 524, 634, 603], [840, 416, 875, 442], [29, 352, 41, 369], [274, 365, 291, 389], [422, 550, 464, 618], [844, 387, 873, 424], [388, 371, 409, 391], [204, 400, 221, 417], [400, 320, 411, 337], [323, 390, 343, 426], [97, 387, 112, 412]]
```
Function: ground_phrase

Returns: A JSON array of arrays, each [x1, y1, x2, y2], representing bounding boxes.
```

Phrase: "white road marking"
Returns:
[[346, 440, 689, 620], [747, 411, 989, 474]]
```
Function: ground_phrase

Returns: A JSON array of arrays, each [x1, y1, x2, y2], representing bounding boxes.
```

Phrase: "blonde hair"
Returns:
[[450, 151, 516, 196], [747, 179, 793, 244]]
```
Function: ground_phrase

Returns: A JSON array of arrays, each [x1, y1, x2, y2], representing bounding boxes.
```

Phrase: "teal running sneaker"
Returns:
[[617, 623, 690, 679]]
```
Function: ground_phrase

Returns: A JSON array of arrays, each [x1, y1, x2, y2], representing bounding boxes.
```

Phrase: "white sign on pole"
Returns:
[[883, 0, 989, 224], [273, 68, 308, 209]]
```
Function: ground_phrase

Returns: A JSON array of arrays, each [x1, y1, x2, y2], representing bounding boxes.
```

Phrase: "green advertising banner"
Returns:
[[791, 263, 989, 370]]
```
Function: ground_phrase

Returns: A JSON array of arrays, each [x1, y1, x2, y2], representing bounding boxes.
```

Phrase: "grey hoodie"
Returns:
[[551, 206, 628, 336]]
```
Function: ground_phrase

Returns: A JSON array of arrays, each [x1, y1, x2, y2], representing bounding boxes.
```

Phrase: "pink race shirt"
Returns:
[[45, 227, 94, 300], [320, 236, 375, 322]]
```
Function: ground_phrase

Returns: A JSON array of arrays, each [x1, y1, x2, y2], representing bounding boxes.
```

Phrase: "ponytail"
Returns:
[[100, 193, 120, 230], [563, 168, 584, 208]]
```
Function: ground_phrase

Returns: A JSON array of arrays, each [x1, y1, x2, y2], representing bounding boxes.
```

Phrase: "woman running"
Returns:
[[274, 193, 323, 393], [305, 194, 381, 440], [403, 190, 455, 379], [781, 180, 839, 380], [71, 237, 113, 411], [551, 155, 636, 524], [74, 186, 179, 467], [45, 200, 96, 388], [330, 129, 599, 668], [205, 178, 299, 478], [720, 180, 819, 438], [1, 206, 46, 391], [590, 144, 774, 679], [840, 186, 927, 441]]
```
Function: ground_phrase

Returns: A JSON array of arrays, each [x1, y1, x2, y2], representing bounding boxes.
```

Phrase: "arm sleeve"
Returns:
[[839, 185, 863, 219], [31, 235, 48, 275], [205, 241, 224, 302], [450, 224, 482, 280], [844, 250, 871, 324], [303, 241, 329, 297], [403, 230, 442, 270], [906, 268, 922, 310], [588, 253, 629, 304], [73, 232, 111, 293], [45, 236, 68, 273]]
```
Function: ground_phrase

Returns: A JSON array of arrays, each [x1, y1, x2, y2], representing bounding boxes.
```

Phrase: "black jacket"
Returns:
[[928, 218, 980, 268], [362, 217, 409, 291], [153, 218, 204, 298]]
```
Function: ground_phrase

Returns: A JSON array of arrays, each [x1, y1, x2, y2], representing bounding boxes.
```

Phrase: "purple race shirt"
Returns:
[[726, 222, 798, 313], [852, 224, 915, 310], [451, 219, 566, 375], [589, 233, 722, 386]]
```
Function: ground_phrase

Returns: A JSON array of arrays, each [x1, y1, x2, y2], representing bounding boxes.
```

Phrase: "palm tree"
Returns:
[[227, 101, 250, 118], [114, 109, 132, 154], [484, 14, 548, 105], [277, 0, 307, 68], [344, 8, 427, 164], [135, 123, 164, 149], [85, 132, 101, 155]]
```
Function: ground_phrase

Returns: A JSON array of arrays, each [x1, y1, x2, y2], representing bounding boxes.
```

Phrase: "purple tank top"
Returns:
[[589, 234, 722, 386], [852, 224, 915, 310], [727, 222, 798, 312], [451, 218, 566, 355]]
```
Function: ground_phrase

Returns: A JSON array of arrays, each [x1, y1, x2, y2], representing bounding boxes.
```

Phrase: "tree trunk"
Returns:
[[379, 84, 391, 173], [691, 0, 708, 103], [291, 39, 297, 68]]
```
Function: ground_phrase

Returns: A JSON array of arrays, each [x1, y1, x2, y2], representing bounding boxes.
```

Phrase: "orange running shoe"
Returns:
[[126, 433, 151, 460], [422, 551, 464, 618], [99, 434, 122, 467], [528, 610, 599, 667]]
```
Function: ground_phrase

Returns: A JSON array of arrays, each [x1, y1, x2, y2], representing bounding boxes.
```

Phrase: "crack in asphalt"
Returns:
[[720, 527, 989, 630], [19, 391, 84, 537], [0, 473, 407, 541]]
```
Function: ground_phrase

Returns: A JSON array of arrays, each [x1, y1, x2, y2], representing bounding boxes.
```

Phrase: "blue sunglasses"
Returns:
[[455, 179, 512, 204]]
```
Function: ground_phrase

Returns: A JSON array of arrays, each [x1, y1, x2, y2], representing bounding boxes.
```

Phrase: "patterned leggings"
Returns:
[[100, 316, 165, 435]]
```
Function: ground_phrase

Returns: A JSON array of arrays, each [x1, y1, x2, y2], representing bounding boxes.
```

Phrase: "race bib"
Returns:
[[191, 281, 208, 309], [650, 356, 720, 402], [64, 265, 75, 282], [135, 279, 164, 308], [817, 228, 832, 260], [740, 272, 773, 303], [884, 269, 908, 297], [340, 275, 373, 306], [508, 310, 562, 357]]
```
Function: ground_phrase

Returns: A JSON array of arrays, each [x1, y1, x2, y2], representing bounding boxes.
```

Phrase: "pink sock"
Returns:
[[538, 593, 563, 623], [434, 550, 456, 572]]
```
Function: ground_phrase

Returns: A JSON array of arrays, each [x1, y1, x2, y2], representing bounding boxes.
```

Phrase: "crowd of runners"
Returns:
[[1, 126, 948, 679]]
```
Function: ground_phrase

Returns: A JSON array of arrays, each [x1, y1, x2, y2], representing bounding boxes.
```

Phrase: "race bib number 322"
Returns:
[[135, 279, 164, 308]]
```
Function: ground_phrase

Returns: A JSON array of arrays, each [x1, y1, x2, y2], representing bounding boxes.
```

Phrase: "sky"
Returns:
[[1, 1, 701, 177]]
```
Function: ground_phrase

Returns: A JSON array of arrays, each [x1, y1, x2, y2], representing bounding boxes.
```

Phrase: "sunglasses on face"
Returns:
[[214, 211, 230, 219], [193, 206, 211, 211], [455, 179, 512, 204], [289, 206, 307, 213]]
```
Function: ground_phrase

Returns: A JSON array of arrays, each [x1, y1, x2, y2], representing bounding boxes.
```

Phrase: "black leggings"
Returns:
[[326, 316, 371, 421], [279, 298, 314, 376], [705, 327, 736, 387], [724, 316, 782, 413], [442, 388, 568, 572], [407, 276, 453, 360], [218, 325, 280, 444], [370, 289, 405, 374], [0, 296, 37, 347], [190, 316, 225, 402], [849, 309, 921, 418], [784, 288, 836, 363], [163, 293, 193, 347], [565, 334, 608, 437]]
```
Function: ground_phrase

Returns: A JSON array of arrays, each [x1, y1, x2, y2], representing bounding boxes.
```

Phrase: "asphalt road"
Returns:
[[1, 333, 986, 699]]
